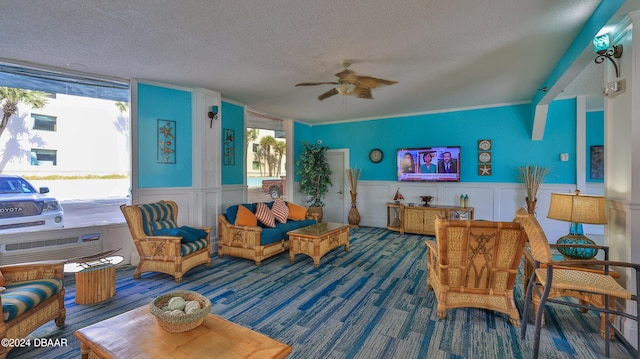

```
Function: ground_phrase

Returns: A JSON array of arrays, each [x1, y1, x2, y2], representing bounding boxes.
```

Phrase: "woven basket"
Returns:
[[149, 290, 212, 333]]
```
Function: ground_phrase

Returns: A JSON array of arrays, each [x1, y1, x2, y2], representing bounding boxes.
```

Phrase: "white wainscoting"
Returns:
[[353, 181, 604, 241]]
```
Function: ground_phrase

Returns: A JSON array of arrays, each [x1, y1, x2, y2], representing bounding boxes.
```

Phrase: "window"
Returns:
[[32, 114, 57, 131], [0, 63, 130, 234], [31, 149, 57, 166], [246, 110, 287, 202]]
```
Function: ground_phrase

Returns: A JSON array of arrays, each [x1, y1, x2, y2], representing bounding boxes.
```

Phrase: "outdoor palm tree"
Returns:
[[259, 135, 278, 176], [274, 141, 286, 177], [0, 87, 48, 138]]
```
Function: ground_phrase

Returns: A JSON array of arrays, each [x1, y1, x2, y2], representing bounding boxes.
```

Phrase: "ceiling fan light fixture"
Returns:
[[336, 82, 356, 96]]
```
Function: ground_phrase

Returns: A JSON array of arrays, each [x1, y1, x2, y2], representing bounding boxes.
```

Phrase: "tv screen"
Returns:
[[397, 146, 461, 182]]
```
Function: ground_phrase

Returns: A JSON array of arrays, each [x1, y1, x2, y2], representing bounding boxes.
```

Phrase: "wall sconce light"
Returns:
[[207, 105, 218, 128], [593, 34, 623, 78]]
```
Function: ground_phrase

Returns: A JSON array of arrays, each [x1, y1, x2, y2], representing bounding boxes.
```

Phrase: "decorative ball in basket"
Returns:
[[149, 290, 212, 333]]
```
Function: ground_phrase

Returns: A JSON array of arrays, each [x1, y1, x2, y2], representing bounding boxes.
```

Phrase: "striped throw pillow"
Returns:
[[271, 199, 289, 224], [255, 202, 276, 228]]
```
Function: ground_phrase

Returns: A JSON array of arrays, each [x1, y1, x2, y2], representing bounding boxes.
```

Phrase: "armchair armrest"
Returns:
[[0, 260, 66, 283]]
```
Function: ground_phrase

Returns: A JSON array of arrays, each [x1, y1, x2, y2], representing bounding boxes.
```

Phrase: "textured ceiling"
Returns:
[[0, 1, 637, 124]]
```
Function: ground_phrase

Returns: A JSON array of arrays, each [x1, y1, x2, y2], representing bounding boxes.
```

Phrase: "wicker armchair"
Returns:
[[120, 200, 211, 283], [515, 208, 639, 359], [425, 215, 527, 326], [0, 260, 66, 359]]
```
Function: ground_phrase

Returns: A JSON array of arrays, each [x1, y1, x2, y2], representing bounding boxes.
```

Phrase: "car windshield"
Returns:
[[0, 177, 37, 194]]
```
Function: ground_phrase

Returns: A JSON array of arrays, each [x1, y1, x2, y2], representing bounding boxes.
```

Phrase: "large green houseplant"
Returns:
[[296, 141, 332, 221]]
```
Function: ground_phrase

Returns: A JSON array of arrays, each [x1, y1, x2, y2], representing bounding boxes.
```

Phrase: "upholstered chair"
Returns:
[[0, 260, 66, 359], [120, 200, 211, 282]]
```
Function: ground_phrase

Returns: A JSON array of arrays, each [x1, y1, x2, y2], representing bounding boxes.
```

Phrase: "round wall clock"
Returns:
[[369, 148, 383, 163]]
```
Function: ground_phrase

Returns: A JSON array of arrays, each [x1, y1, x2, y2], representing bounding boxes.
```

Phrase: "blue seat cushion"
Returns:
[[275, 219, 317, 239], [179, 226, 208, 242], [2, 278, 63, 322], [139, 202, 177, 235], [181, 237, 209, 256], [154, 226, 208, 243], [259, 228, 286, 246]]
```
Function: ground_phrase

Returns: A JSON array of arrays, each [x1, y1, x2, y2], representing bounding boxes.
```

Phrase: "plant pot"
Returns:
[[308, 206, 323, 223]]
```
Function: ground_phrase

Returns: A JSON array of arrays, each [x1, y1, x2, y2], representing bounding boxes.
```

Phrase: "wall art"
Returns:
[[224, 128, 235, 165], [157, 119, 176, 164]]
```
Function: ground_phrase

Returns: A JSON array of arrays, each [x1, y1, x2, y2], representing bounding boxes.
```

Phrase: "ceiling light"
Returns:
[[336, 82, 356, 96]]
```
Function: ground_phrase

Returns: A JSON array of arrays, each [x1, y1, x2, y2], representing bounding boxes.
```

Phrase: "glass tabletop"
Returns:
[[288, 222, 348, 236]]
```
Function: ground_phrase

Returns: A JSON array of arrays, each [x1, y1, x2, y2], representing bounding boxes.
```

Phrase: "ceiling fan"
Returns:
[[295, 60, 398, 101]]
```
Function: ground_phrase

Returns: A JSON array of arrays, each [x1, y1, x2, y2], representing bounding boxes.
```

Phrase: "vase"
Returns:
[[308, 206, 323, 223], [348, 191, 361, 227], [525, 197, 537, 215]]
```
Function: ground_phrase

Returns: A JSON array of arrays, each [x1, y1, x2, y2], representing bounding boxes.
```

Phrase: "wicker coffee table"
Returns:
[[74, 306, 292, 359], [288, 222, 350, 267]]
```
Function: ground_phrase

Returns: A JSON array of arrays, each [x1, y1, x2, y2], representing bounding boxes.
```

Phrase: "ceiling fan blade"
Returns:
[[318, 88, 339, 101], [353, 87, 373, 99], [354, 76, 398, 89], [295, 82, 339, 87]]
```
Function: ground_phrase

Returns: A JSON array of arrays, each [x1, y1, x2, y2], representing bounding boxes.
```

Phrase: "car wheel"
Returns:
[[270, 187, 280, 199]]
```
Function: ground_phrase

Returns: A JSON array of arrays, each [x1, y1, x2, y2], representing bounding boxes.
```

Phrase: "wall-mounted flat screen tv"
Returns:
[[397, 146, 461, 182]]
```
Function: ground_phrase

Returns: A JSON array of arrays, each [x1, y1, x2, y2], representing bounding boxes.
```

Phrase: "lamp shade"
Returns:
[[593, 34, 610, 53], [547, 191, 607, 225]]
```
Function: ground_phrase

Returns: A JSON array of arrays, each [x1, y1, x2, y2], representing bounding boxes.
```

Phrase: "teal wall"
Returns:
[[586, 110, 604, 183], [221, 101, 245, 185], [293, 122, 313, 182], [137, 83, 192, 188], [308, 99, 577, 183]]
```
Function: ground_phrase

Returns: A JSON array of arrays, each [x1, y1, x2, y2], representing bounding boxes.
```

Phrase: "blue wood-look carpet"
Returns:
[[8, 227, 636, 358]]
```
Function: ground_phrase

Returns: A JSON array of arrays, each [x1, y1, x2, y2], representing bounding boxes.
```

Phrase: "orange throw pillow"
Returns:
[[235, 205, 257, 227], [287, 202, 308, 220]]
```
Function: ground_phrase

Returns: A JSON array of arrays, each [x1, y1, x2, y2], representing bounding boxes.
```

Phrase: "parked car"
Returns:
[[261, 177, 286, 199], [0, 175, 64, 233]]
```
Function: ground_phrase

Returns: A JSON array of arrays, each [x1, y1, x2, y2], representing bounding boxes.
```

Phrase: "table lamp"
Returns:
[[547, 190, 607, 259]]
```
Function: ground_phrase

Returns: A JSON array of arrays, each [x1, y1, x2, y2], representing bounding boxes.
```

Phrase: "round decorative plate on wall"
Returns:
[[369, 148, 383, 163], [478, 139, 491, 151], [478, 152, 492, 163]]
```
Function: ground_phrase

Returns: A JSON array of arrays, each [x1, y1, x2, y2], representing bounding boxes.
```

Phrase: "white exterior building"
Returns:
[[0, 94, 130, 177]]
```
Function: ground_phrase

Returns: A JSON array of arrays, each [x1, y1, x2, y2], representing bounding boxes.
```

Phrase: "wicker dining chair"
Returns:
[[514, 208, 640, 358]]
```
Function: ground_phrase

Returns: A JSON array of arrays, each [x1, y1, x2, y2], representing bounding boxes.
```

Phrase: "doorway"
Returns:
[[323, 149, 348, 223]]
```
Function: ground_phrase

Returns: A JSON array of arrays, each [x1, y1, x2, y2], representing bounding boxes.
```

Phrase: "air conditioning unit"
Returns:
[[0, 232, 103, 265]]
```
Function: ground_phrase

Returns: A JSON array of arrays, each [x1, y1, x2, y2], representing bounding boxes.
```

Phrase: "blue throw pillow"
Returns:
[[179, 226, 208, 241], [153, 228, 198, 242]]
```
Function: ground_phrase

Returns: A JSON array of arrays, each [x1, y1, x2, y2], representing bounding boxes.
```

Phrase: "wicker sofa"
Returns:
[[218, 201, 317, 265], [0, 260, 66, 359]]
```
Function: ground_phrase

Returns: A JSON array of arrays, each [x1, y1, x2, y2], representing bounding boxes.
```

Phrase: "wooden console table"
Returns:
[[386, 203, 474, 235]]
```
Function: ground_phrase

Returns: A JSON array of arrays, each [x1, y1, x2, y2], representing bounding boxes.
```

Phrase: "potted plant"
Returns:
[[518, 165, 549, 214], [296, 141, 332, 222]]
